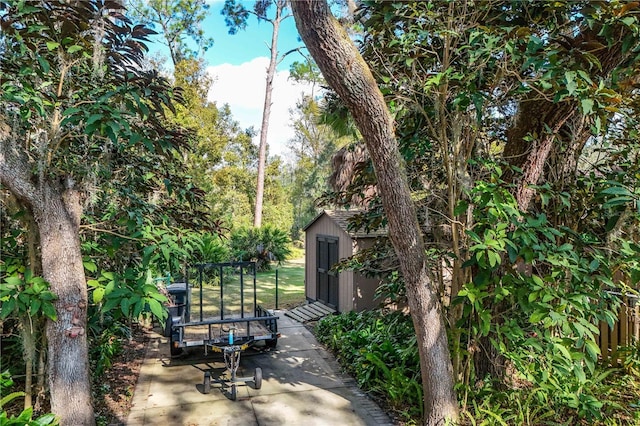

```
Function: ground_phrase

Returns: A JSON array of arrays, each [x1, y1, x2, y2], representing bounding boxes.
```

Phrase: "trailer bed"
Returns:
[[175, 315, 277, 348], [166, 262, 279, 355]]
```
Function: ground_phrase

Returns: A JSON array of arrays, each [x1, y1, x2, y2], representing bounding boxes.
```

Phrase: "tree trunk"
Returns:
[[503, 24, 629, 212], [1, 123, 94, 425], [21, 315, 35, 409], [35, 336, 47, 413], [254, 0, 285, 228], [291, 2, 459, 424], [37, 185, 94, 426]]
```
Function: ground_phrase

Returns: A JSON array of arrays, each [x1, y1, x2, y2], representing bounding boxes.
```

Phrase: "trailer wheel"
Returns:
[[265, 338, 278, 348], [169, 333, 183, 356], [230, 384, 237, 401], [254, 367, 263, 389], [203, 372, 211, 394]]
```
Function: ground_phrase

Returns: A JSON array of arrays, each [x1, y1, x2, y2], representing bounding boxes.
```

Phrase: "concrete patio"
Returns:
[[126, 312, 394, 425]]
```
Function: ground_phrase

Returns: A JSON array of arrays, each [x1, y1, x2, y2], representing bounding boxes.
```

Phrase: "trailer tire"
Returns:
[[169, 333, 183, 356], [230, 384, 237, 401], [203, 372, 211, 394], [254, 367, 262, 390], [266, 338, 278, 348]]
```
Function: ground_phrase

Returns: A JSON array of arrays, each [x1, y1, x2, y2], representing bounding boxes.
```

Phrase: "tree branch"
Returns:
[[0, 119, 39, 206]]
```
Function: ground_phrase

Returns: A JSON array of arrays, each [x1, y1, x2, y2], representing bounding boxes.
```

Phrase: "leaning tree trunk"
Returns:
[[291, 2, 459, 424]]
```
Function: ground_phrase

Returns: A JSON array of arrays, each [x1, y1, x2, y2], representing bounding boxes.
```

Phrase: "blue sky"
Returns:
[[202, 1, 304, 70], [145, 1, 313, 158]]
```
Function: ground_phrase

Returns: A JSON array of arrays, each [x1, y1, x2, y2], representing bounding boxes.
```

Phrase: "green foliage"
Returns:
[[86, 313, 130, 380], [315, 310, 422, 420], [0, 266, 57, 322], [229, 225, 292, 271], [456, 162, 629, 420], [128, 0, 213, 65], [0, 372, 58, 426], [85, 267, 168, 324], [287, 96, 349, 240], [193, 232, 229, 264], [461, 367, 640, 425]]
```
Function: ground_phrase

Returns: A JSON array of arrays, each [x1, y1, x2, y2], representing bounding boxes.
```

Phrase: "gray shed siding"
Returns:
[[304, 214, 354, 312]]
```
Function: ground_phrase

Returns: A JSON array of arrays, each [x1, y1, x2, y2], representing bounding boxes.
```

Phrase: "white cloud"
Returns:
[[206, 57, 312, 156]]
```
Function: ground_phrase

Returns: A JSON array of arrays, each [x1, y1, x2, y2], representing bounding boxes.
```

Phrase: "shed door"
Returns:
[[316, 236, 339, 307]]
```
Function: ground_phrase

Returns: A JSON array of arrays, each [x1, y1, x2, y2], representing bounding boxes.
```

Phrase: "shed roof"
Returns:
[[303, 209, 387, 238]]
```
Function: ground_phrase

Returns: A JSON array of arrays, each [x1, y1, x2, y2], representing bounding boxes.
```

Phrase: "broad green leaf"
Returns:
[[93, 287, 106, 304], [585, 340, 600, 361], [5, 276, 23, 286], [603, 196, 633, 208], [30, 298, 41, 314], [601, 186, 632, 196], [46, 41, 59, 50], [1, 298, 16, 318], [553, 342, 572, 362], [85, 114, 103, 127], [573, 364, 586, 384], [529, 310, 547, 323], [41, 303, 57, 321], [480, 310, 491, 336], [83, 261, 97, 273], [565, 71, 577, 95], [148, 298, 167, 322], [33, 413, 58, 425], [581, 98, 594, 114], [120, 298, 130, 316], [67, 45, 83, 53], [37, 56, 50, 73]]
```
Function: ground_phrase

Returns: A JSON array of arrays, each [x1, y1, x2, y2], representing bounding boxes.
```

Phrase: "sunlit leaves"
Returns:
[[0, 268, 58, 321]]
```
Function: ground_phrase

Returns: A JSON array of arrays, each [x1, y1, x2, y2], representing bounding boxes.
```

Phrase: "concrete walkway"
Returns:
[[126, 312, 394, 426]]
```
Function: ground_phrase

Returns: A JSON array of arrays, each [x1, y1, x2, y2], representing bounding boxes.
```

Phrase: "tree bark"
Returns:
[[503, 24, 629, 212], [0, 123, 94, 425], [254, 0, 285, 227], [291, 2, 459, 424]]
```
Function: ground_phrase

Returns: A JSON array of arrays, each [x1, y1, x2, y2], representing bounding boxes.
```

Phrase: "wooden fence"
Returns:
[[598, 295, 639, 365]]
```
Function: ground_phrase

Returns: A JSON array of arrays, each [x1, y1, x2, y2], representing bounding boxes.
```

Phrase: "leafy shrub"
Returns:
[[456, 164, 637, 421], [0, 371, 58, 425], [193, 232, 228, 264], [87, 310, 131, 380], [230, 225, 291, 271], [315, 310, 422, 420]]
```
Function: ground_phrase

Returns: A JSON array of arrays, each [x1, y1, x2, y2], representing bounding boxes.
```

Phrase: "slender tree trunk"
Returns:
[[254, 1, 284, 227], [291, 2, 459, 424], [21, 316, 35, 409], [35, 336, 47, 413]]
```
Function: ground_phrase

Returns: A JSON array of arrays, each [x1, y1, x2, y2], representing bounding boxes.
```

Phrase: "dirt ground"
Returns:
[[93, 325, 149, 426]]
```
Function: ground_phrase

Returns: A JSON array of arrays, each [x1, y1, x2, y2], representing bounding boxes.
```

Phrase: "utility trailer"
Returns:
[[163, 261, 279, 400]]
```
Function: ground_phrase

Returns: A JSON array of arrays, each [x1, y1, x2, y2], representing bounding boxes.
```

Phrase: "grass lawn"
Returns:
[[256, 261, 306, 310], [187, 261, 305, 319]]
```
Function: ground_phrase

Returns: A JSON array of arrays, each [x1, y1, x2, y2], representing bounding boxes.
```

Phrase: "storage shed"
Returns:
[[303, 210, 385, 313]]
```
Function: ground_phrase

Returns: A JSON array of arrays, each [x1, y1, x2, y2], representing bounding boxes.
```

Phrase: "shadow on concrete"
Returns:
[[126, 313, 392, 426]]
